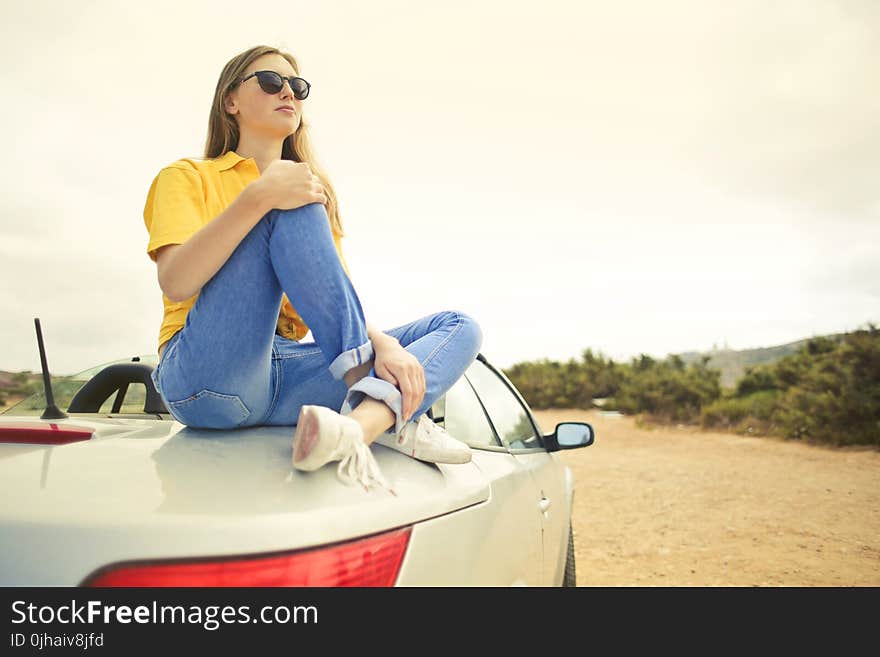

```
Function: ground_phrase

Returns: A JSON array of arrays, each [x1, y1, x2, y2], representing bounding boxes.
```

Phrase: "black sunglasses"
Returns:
[[238, 70, 311, 99]]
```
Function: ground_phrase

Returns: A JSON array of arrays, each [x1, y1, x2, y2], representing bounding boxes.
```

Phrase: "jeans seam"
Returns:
[[329, 339, 374, 380], [273, 348, 324, 360], [156, 332, 182, 378], [420, 314, 464, 367], [167, 389, 251, 428], [258, 359, 283, 426], [164, 331, 183, 361]]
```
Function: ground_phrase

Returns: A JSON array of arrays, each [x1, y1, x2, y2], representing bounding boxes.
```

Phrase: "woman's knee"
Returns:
[[273, 202, 328, 224], [445, 309, 483, 356]]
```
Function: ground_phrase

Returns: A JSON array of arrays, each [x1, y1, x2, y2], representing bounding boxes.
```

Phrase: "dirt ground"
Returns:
[[531, 408, 880, 587]]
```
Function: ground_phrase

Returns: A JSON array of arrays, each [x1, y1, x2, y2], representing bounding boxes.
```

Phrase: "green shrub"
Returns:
[[701, 389, 780, 428], [704, 325, 879, 446], [504, 324, 878, 446], [614, 355, 721, 423]]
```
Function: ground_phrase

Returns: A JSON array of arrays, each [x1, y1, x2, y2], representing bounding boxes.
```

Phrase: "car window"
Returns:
[[98, 382, 150, 414], [464, 360, 543, 450], [1, 355, 159, 417], [437, 377, 502, 449]]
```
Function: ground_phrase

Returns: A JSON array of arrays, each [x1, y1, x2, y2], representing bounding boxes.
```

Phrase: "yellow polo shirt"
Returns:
[[143, 150, 351, 355]]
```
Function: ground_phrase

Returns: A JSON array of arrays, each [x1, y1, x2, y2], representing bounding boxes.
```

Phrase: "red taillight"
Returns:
[[83, 527, 412, 587], [0, 421, 93, 445]]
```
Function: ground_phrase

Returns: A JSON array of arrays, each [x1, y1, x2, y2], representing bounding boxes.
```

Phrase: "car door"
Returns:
[[428, 375, 544, 585], [463, 357, 569, 586]]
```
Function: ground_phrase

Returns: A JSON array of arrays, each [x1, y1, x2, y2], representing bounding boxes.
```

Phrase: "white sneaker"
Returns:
[[375, 414, 472, 464], [292, 405, 395, 494]]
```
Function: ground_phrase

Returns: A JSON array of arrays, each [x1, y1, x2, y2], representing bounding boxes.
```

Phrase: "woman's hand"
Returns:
[[372, 337, 425, 423], [253, 159, 327, 211]]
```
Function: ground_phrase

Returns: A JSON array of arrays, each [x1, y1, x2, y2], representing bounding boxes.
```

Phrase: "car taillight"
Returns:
[[0, 422, 93, 445], [82, 526, 412, 587]]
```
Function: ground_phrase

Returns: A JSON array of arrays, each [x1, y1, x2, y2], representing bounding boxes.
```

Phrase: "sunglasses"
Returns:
[[238, 70, 311, 99]]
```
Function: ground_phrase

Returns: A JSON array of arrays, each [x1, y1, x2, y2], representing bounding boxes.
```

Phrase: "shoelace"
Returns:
[[336, 433, 397, 496]]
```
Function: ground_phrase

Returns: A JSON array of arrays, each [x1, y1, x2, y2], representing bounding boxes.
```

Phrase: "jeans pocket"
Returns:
[[166, 389, 252, 429]]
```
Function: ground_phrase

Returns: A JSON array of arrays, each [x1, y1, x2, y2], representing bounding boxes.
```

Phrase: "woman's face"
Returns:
[[224, 53, 303, 140]]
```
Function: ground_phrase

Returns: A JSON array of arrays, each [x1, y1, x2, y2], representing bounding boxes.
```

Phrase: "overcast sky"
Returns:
[[1, 0, 878, 376]]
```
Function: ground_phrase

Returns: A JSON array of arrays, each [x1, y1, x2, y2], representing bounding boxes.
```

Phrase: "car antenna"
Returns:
[[34, 318, 68, 420]]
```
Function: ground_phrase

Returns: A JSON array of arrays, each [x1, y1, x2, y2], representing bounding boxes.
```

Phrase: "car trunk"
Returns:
[[0, 416, 490, 585]]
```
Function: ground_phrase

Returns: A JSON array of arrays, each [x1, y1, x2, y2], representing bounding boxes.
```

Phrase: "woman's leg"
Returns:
[[263, 310, 483, 442], [152, 211, 283, 428], [343, 310, 483, 434], [267, 204, 404, 431], [151, 202, 400, 430]]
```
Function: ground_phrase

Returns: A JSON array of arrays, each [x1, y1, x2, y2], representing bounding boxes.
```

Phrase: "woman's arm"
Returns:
[[158, 181, 272, 303], [151, 159, 324, 303], [366, 322, 398, 349], [366, 321, 425, 421]]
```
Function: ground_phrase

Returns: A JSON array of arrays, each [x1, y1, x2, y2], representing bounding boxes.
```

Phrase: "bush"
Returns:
[[615, 355, 721, 423], [703, 325, 879, 446], [504, 324, 878, 447], [701, 390, 779, 429]]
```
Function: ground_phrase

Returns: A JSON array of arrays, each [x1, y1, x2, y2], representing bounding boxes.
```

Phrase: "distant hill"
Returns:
[[0, 370, 39, 389], [675, 332, 847, 389], [0, 370, 45, 408]]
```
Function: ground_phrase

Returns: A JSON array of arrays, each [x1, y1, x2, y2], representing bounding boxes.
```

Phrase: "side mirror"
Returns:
[[544, 422, 595, 452]]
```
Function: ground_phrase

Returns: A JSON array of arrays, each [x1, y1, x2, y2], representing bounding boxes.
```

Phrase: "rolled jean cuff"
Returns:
[[340, 376, 406, 435], [328, 339, 375, 380]]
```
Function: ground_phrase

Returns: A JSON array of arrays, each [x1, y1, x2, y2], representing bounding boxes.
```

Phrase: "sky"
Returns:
[[1, 0, 878, 376]]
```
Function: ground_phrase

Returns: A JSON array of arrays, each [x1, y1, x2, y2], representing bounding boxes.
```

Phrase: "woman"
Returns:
[[144, 45, 483, 494]]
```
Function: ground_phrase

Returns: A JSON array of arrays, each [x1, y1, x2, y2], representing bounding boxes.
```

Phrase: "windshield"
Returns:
[[1, 355, 159, 417]]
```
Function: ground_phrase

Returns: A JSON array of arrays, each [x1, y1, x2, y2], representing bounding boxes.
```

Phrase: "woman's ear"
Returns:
[[224, 93, 238, 116]]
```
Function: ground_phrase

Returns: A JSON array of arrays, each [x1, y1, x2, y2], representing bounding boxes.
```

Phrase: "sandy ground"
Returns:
[[531, 408, 880, 587]]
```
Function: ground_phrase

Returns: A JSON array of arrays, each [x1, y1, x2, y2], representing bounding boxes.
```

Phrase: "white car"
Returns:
[[0, 337, 594, 587]]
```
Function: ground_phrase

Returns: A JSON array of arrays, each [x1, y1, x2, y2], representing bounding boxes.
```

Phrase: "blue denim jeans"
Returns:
[[149, 202, 483, 434]]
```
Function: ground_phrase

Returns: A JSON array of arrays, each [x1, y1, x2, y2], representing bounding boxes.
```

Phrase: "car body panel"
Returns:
[[510, 450, 573, 586], [395, 448, 545, 586], [0, 416, 489, 586], [0, 352, 587, 586]]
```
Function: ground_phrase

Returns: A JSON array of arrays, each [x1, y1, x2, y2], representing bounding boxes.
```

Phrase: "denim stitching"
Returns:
[[153, 332, 184, 394], [159, 332, 182, 371], [421, 313, 464, 367], [274, 347, 325, 360], [258, 358, 283, 426], [167, 389, 251, 428], [330, 352, 356, 380], [329, 340, 374, 380]]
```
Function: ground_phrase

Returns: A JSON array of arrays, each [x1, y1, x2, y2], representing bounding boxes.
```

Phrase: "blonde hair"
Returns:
[[205, 45, 345, 237]]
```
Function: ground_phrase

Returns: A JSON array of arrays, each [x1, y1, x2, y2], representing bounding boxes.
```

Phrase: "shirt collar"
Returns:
[[213, 150, 257, 172]]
